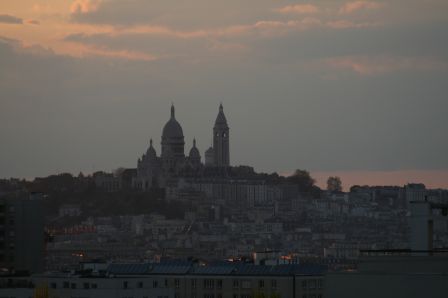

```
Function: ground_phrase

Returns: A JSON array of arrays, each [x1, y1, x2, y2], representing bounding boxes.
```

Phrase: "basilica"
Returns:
[[134, 104, 230, 190]]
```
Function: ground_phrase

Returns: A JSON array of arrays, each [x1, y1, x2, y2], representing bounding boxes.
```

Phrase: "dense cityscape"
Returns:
[[0, 105, 447, 297], [2, 0, 448, 296]]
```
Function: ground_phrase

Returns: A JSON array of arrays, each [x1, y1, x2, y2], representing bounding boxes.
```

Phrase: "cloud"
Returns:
[[70, 0, 101, 14], [339, 1, 384, 14], [26, 20, 40, 25], [68, 0, 273, 28], [0, 14, 23, 24], [325, 55, 448, 75], [59, 14, 387, 62], [276, 4, 319, 14], [326, 20, 380, 29]]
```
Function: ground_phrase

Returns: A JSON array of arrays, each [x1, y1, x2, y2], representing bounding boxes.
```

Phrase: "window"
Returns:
[[50, 283, 57, 289], [308, 280, 316, 289], [302, 280, 307, 290], [233, 280, 239, 288], [216, 279, 222, 289], [317, 279, 323, 289], [91, 283, 98, 289], [165, 279, 168, 287], [271, 280, 277, 289], [241, 280, 251, 289], [203, 279, 214, 289], [233, 295, 238, 298], [175, 279, 180, 288], [63, 282, 69, 288], [153, 280, 158, 288], [71, 283, 77, 289], [83, 282, 90, 289], [259, 280, 264, 288], [137, 281, 143, 288], [191, 279, 197, 289], [123, 281, 128, 289], [203, 294, 214, 298]]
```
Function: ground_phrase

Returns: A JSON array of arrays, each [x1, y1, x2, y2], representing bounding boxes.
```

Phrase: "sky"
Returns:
[[1, 0, 448, 189]]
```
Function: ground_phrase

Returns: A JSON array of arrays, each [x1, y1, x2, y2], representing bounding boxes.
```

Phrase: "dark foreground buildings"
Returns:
[[0, 192, 45, 274]]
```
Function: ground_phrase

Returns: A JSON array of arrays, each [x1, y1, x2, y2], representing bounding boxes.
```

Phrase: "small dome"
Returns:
[[162, 105, 184, 139], [205, 146, 214, 155], [146, 139, 157, 158], [189, 139, 200, 159]]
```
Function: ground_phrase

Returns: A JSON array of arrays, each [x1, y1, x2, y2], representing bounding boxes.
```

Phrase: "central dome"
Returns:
[[162, 105, 184, 139]]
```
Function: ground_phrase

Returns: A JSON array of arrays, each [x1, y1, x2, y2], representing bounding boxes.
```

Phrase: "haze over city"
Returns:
[[1, 0, 448, 189]]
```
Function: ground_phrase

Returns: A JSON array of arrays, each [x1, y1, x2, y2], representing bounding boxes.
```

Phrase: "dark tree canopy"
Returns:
[[327, 176, 343, 192], [287, 169, 316, 192]]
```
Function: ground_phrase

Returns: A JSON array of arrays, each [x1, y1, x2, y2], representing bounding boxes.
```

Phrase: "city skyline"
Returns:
[[1, 0, 448, 188]]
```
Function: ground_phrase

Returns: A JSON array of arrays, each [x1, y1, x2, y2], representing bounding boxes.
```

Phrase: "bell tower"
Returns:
[[213, 104, 230, 167]]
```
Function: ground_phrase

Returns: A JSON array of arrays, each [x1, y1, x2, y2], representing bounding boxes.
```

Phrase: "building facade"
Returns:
[[0, 192, 45, 274]]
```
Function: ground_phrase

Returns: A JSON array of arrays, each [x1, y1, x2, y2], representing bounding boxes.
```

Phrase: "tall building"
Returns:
[[0, 192, 45, 274], [213, 104, 230, 167], [134, 104, 231, 190]]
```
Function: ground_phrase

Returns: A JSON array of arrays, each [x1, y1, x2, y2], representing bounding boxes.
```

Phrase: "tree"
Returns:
[[287, 169, 316, 192], [327, 176, 342, 192]]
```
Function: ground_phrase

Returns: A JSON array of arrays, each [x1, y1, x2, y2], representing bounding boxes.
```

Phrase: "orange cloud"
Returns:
[[4, 35, 156, 61], [276, 4, 319, 14], [70, 0, 101, 14], [339, 1, 384, 14], [325, 55, 448, 75], [59, 39, 157, 60], [326, 20, 380, 29], [85, 47, 156, 61], [26, 19, 40, 25]]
